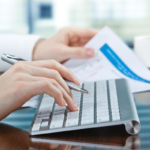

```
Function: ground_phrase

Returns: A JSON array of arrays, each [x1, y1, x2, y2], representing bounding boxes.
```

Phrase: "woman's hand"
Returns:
[[0, 60, 80, 120], [32, 27, 98, 62]]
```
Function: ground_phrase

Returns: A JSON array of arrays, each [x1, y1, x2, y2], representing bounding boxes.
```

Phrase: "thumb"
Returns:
[[67, 47, 95, 59]]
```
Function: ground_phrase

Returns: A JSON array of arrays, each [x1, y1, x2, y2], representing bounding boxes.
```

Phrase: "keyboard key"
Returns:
[[50, 119, 64, 129], [38, 95, 54, 116], [97, 105, 108, 108], [36, 114, 50, 119], [96, 80, 109, 124], [112, 116, 120, 121], [49, 102, 66, 129], [81, 119, 94, 125], [67, 111, 79, 117], [111, 109, 120, 113], [32, 119, 42, 131], [98, 112, 109, 116], [65, 90, 81, 128], [32, 125, 40, 131], [111, 106, 119, 110], [97, 116, 109, 123], [81, 82, 94, 126], [97, 110, 109, 114], [52, 114, 64, 120], [66, 117, 79, 127], [41, 121, 49, 128], [82, 112, 94, 117], [108, 80, 120, 121], [66, 110, 79, 127]]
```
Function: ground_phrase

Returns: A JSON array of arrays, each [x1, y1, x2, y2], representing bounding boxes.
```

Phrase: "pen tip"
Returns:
[[81, 89, 89, 94]]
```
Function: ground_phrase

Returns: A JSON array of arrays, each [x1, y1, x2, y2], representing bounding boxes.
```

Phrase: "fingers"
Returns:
[[15, 73, 78, 110], [13, 80, 63, 107], [45, 80, 67, 107], [58, 27, 98, 60], [11, 61, 79, 111], [51, 79, 78, 111], [66, 47, 95, 59], [62, 27, 99, 39], [18, 60, 81, 86], [21, 65, 71, 95], [22, 79, 78, 111], [75, 28, 99, 39]]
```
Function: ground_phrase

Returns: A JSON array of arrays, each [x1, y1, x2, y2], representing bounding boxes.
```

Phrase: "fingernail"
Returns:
[[76, 78, 81, 85], [63, 98, 68, 107], [86, 48, 95, 57], [74, 103, 79, 110]]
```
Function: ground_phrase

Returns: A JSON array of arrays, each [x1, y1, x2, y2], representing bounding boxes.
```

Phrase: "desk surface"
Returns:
[[1, 92, 150, 150]]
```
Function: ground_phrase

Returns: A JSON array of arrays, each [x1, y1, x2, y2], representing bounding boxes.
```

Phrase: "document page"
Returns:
[[64, 27, 150, 93]]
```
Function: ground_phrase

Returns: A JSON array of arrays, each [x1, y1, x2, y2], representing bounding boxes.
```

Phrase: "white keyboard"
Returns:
[[30, 79, 141, 135]]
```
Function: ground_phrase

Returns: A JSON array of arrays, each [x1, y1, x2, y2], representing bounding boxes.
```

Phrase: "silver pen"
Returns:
[[1, 54, 88, 94]]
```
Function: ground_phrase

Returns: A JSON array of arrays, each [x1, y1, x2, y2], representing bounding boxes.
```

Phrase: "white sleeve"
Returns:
[[0, 34, 42, 72]]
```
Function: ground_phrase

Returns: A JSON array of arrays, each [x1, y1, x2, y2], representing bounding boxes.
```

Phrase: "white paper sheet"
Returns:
[[64, 27, 150, 93], [23, 26, 150, 108]]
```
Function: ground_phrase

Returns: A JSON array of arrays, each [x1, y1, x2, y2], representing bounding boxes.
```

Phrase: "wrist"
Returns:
[[32, 38, 46, 61]]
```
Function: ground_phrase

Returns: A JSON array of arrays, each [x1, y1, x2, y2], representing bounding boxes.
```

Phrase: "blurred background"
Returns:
[[0, 0, 150, 48]]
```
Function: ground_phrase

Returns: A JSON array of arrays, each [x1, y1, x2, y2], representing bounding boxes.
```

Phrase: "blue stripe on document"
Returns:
[[100, 44, 150, 84]]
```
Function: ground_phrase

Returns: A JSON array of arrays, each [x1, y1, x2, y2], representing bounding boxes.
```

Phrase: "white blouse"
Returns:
[[0, 34, 41, 72]]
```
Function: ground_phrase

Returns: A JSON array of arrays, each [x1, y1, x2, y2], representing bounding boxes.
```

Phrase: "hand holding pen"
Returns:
[[0, 54, 88, 120], [2, 54, 88, 94]]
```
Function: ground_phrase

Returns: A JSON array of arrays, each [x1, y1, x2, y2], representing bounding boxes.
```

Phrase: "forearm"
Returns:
[[0, 102, 10, 120], [0, 93, 14, 120]]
